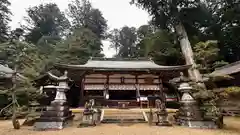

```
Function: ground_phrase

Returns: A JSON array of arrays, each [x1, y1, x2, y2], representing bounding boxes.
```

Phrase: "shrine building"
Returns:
[[35, 58, 191, 108]]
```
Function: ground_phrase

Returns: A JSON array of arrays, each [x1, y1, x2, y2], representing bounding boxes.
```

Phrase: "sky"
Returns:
[[9, 0, 150, 57]]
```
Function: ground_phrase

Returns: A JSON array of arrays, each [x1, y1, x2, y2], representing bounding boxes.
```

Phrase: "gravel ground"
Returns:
[[0, 117, 240, 135]]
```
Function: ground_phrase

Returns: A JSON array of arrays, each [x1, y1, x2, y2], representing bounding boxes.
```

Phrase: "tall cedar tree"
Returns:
[[0, 0, 11, 43], [67, 0, 108, 39], [24, 3, 70, 44]]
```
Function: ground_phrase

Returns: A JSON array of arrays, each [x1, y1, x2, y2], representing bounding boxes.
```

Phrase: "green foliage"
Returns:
[[109, 25, 184, 65], [137, 25, 154, 40], [0, 41, 44, 79], [209, 0, 240, 62], [212, 60, 229, 69], [137, 29, 184, 65], [131, 0, 240, 67], [54, 28, 104, 64], [109, 26, 138, 58], [109, 29, 122, 55], [131, 0, 211, 31], [0, 79, 45, 117], [24, 3, 70, 44], [188, 81, 222, 117], [67, 0, 108, 39], [0, 39, 46, 118], [0, 0, 11, 43], [224, 87, 240, 97], [194, 41, 219, 63], [194, 40, 222, 73], [206, 74, 233, 84]]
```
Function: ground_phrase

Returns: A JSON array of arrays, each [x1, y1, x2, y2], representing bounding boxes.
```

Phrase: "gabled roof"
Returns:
[[0, 64, 14, 78], [0, 64, 28, 80], [54, 57, 191, 71], [211, 61, 240, 75]]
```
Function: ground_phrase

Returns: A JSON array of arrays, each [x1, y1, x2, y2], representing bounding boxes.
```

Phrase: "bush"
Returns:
[[225, 87, 240, 95]]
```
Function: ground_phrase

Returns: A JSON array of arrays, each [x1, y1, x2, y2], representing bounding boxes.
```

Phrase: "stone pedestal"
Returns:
[[34, 101, 73, 130], [79, 111, 97, 127], [176, 83, 217, 129], [156, 111, 172, 126], [154, 97, 172, 127], [78, 100, 101, 128]]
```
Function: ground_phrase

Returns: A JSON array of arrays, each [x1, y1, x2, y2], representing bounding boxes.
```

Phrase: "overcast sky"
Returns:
[[9, 0, 150, 57]]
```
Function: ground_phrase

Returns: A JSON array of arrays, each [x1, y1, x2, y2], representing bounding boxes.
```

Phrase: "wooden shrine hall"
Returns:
[[36, 58, 191, 108]]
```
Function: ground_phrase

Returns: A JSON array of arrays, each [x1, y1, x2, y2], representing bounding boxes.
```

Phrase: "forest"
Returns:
[[0, 0, 240, 117]]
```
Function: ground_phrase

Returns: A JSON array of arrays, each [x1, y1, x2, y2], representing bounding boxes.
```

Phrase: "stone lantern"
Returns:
[[34, 71, 74, 130], [177, 82, 217, 128]]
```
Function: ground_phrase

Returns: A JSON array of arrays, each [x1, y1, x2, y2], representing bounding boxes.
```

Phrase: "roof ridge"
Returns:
[[90, 57, 151, 61], [215, 60, 240, 71]]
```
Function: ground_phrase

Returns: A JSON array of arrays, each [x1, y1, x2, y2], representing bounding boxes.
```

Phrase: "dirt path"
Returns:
[[0, 117, 239, 135]]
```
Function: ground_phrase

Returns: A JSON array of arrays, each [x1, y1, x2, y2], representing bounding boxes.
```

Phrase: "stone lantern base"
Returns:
[[176, 103, 218, 129], [78, 111, 98, 127], [155, 111, 172, 126], [176, 82, 218, 129], [34, 101, 74, 130], [178, 118, 218, 129]]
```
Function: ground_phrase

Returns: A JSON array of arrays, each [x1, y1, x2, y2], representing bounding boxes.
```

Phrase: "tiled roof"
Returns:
[[54, 58, 191, 71], [0, 64, 27, 80], [0, 64, 14, 78], [211, 61, 240, 75]]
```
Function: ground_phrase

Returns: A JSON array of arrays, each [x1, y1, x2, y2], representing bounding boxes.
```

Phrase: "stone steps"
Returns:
[[101, 109, 147, 123]]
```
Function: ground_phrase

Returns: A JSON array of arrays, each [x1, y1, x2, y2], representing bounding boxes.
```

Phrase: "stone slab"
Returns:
[[36, 117, 68, 122], [51, 101, 68, 106], [179, 102, 198, 106], [42, 111, 70, 117], [178, 116, 203, 121], [34, 121, 66, 130], [156, 122, 172, 126], [180, 120, 218, 129], [47, 106, 69, 111]]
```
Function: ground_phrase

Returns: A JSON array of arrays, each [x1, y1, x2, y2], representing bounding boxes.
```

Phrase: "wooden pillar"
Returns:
[[106, 74, 109, 88], [106, 74, 109, 99], [158, 75, 166, 104], [159, 77, 164, 94], [135, 74, 139, 84], [135, 74, 140, 98], [80, 78, 84, 106]]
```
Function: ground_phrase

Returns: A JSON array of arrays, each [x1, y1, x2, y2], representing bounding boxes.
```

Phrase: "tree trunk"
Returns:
[[175, 22, 205, 88], [12, 63, 20, 129]]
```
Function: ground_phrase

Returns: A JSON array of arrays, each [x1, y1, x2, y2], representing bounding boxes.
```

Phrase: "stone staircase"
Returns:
[[101, 109, 147, 123]]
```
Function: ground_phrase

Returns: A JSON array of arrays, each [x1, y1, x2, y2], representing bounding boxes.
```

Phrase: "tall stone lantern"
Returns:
[[177, 82, 203, 126], [177, 82, 217, 128], [34, 71, 73, 130]]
